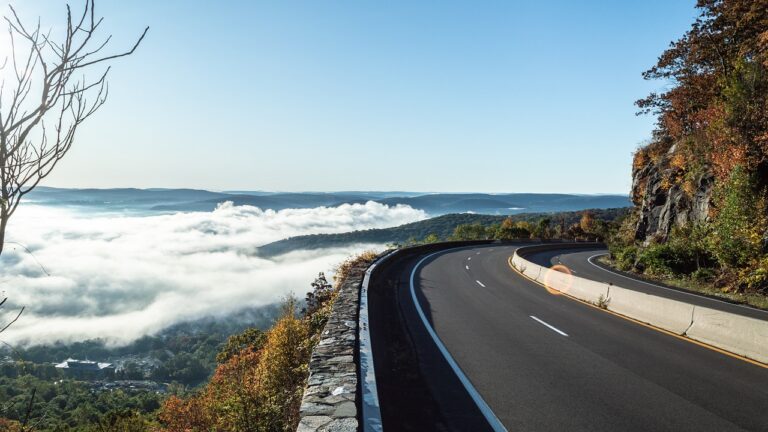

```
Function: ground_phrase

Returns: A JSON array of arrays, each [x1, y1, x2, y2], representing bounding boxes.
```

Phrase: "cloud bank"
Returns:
[[0, 201, 426, 346]]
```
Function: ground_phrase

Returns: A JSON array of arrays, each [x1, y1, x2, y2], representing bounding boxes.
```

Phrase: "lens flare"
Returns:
[[543, 264, 573, 296]]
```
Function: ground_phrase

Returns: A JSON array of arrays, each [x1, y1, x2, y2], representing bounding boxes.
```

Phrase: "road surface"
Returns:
[[369, 243, 768, 431]]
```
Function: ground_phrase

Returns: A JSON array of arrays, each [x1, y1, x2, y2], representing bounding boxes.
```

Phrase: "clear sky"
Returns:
[[4, 1, 697, 193]]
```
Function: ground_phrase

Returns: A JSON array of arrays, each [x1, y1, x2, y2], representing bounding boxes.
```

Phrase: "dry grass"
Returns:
[[333, 250, 379, 288]]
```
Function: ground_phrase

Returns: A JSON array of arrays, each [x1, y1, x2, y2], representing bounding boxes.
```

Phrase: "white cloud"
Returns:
[[0, 201, 426, 346]]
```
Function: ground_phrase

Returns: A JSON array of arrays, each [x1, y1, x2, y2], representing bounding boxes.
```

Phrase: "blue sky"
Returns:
[[6, 1, 697, 193]]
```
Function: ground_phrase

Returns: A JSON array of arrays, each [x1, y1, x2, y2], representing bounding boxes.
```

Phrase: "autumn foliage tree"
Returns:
[[627, 0, 768, 291], [158, 252, 379, 432], [634, 0, 768, 188], [158, 308, 308, 432]]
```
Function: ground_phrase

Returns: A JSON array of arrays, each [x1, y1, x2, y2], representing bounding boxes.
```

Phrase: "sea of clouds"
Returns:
[[0, 201, 426, 346]]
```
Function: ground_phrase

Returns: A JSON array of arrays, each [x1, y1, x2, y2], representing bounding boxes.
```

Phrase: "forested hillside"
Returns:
[[613, 0, 768, 298], [258, 208, 629, 256]]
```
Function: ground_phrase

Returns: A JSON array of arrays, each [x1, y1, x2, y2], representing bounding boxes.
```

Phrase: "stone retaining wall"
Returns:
[[296, 261, 370, 432]]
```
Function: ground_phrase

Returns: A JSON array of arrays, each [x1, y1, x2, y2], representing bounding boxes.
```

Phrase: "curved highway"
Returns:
[[368, 243, 768, 431]]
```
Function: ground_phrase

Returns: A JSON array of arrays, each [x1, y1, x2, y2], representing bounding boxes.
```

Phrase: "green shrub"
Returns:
[[636, 243, 695, 276], [610, 245, 638, 271], [738, 257, 768, 292], [449, 223, 489, 241], [709, 166, 767, 269], [691, 267, 716, 282]]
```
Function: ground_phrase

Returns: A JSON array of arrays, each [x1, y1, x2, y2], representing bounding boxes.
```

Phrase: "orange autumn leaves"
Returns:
[[156, 251, 379, 432], [634, 0, 768, 196], [158, 311, 310, 432]]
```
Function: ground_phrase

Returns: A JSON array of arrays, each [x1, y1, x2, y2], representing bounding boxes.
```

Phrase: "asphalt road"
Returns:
[[525, 246, 768, 321], [379, 244, 768, 431]]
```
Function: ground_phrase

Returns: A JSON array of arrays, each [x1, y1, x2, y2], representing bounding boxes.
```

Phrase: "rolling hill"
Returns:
[[256, 208, 630, 257]]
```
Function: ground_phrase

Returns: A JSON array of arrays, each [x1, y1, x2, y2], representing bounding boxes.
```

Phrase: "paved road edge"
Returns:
[[511, 243, 768, 366]]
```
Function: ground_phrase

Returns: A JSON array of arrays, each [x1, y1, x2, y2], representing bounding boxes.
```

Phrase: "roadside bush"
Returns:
[[0, 419, 21, 432], [610, 245, 638, 271], [636, 243, 689, 276], [709, 166, 767, 268], [738, 257, 768, 292], [691, 267, 717, 283]]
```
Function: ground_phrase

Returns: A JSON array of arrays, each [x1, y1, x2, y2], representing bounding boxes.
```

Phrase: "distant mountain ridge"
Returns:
[[257, 208, 630, 257], [27, 187, 630, 215]]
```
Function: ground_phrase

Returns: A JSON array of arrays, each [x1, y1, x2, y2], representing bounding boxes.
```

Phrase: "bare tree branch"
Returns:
[[0, 0, 148, 256], [0, 305, 23, 334]]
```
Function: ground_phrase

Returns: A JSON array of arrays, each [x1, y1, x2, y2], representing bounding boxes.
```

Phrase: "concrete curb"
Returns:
[[512, 244, 768, 365], [687, 307, 768, 364]]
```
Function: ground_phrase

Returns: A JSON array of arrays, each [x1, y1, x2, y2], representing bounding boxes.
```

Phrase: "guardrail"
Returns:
[[511, 244, 768, 365]]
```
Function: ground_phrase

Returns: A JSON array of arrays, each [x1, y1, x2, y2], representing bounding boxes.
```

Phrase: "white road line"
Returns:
[[476, 280, 486, 288], [476, 252, 481, 255], [466, 265, 470, 270], [468, 257, 472, 261], [411, 251, 508, 432], [530, 316, 569, 336], [587, 253, 768, 315]]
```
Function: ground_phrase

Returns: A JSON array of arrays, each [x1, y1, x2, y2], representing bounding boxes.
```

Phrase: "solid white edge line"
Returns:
[[529, 315, 569, 336], [586, 253, 768, 315], [411, 250, 508, 432], [476, 280, 486, 288], [360, 251, 397, 432]]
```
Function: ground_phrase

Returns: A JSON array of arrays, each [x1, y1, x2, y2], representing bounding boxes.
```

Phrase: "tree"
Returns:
[[580, 211, 595, 233], [304, 273, 329, 314], [533, 218, 552, 239], [496, 217, 530, 240], [0, 1, 148, 255], [710, 166, 767, 268], [216, 328, 266, 364], [450, 223, 488, 241]]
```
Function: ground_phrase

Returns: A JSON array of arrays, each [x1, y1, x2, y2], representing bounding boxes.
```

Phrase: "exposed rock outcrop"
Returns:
[[631, 150, 714, 244]]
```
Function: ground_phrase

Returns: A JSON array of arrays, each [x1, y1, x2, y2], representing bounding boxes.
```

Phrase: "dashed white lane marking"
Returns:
[[410, 251, 508, 432], [530, 316, 569, 337], [468, 257, 471, 261], [476, 280, 486, 288], [466, 265, 470, 270]]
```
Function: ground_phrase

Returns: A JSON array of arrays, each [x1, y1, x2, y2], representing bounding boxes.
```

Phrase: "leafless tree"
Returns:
[[0, 0, 148, 255]]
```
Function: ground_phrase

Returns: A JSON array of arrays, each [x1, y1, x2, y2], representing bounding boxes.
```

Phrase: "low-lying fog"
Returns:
[[0, 201, 426, 346]]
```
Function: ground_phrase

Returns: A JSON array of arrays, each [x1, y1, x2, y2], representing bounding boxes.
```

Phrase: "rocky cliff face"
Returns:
[[631, 147, 714, 244]]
